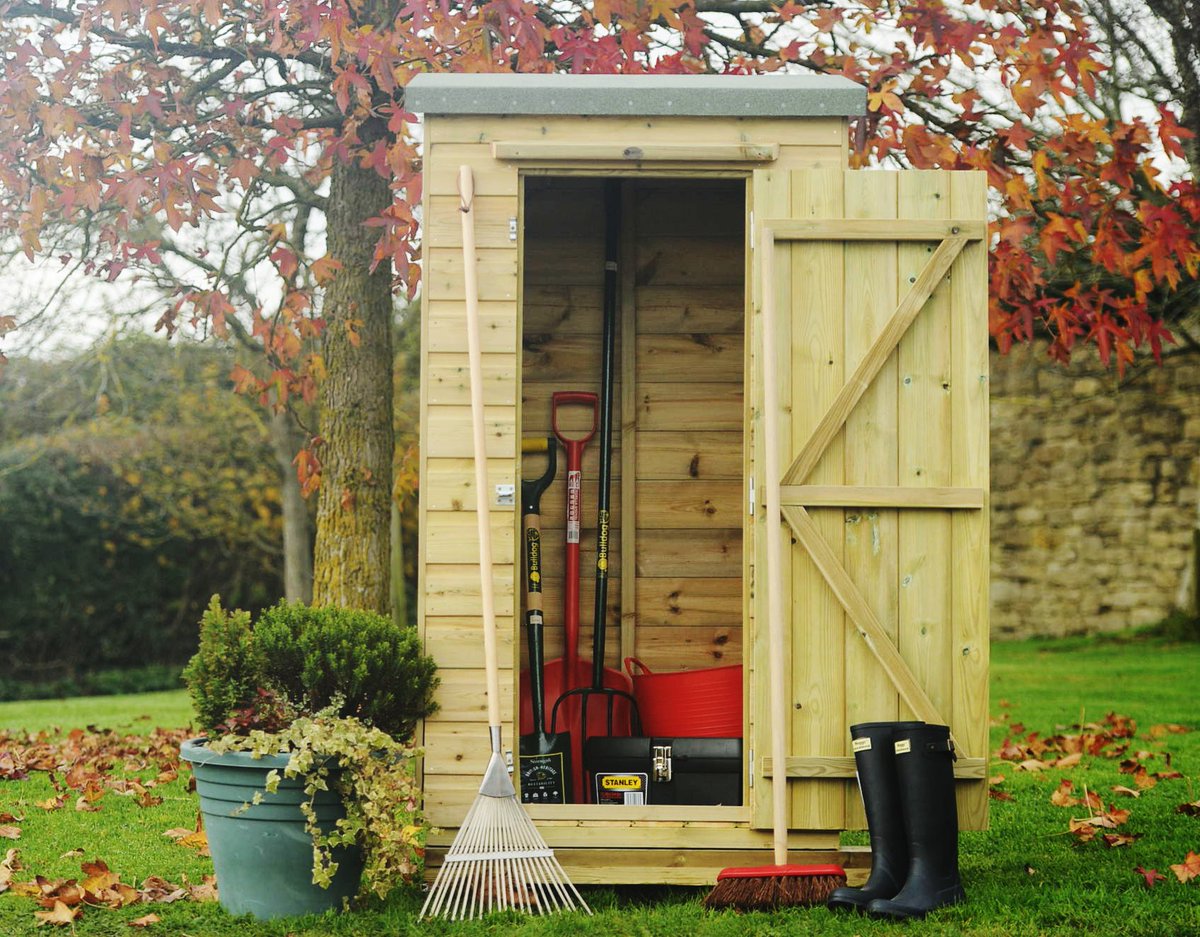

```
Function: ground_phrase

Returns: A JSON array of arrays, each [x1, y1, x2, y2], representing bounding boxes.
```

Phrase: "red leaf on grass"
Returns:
[[1177, 800, 1200, 817], [1135, 866, 1166, 888], [1050, 780, 1079, 807], [1101, 833, 1141, 848], [138, 876, 187, 904]]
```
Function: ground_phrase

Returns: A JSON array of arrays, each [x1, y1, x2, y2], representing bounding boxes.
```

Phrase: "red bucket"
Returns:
[[624, 658, 743, 738]]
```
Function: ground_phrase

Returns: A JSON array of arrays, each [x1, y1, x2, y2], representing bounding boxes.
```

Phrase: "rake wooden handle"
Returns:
[[459, 165, 502, 737], [760, 224, 789, 867]]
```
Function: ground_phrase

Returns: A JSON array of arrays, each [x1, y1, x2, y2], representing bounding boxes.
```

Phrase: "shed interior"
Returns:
[[517, 175, 749, 807]]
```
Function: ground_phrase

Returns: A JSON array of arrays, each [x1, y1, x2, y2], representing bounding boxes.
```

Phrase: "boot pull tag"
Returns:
[[852, 737, 872, 753]]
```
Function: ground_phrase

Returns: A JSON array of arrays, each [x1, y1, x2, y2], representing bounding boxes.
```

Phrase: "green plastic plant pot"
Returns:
[[180, 738, 363, 920]]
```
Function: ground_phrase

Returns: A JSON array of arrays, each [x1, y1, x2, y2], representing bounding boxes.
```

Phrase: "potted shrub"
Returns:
[[180, 597, 438, 920]]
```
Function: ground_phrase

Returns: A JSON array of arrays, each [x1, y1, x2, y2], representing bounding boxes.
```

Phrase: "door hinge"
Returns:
[[749, 211, 755, 247], [505, 750, 514, 774], [508, 217, 518, 242], [652, 745, 673, 783], [748, 476, 755, 516], [748, 747, 754, 787]]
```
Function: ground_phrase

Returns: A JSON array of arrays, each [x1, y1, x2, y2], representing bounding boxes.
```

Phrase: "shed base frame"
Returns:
[[423, 843, 871, 886]]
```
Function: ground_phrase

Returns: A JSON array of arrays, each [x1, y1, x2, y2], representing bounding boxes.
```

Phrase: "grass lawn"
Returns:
[[1, 636, 1199, 936]]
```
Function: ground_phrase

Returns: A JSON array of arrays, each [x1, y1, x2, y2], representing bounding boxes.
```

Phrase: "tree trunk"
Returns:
[[269, 408, 313, 603], [311, 136, 394, 613]]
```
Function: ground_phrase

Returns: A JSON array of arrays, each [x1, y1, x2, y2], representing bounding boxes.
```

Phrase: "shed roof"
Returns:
[[406, 74, 865, 118]]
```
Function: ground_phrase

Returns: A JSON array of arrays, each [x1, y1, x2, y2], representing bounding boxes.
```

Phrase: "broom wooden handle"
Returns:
[[459, 165, 503, 737], [760, 224, 789, 867]]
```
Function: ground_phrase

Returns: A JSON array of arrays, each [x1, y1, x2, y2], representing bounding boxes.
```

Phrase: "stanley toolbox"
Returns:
[[582, 737, 742, 806]]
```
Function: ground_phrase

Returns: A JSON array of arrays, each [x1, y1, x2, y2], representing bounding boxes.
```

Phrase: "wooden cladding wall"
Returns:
[[419, 112, 849, 845], [520, 178, 745, 675]]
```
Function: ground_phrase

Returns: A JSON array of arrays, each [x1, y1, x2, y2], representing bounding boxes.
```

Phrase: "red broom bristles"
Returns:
[[703, 864, 847, 911]]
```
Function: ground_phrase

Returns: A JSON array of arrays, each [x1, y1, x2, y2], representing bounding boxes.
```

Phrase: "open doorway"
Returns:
[[517, 176, 747, 811]]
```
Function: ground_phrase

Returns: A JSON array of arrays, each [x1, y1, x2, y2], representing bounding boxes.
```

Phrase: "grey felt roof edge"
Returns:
[[406, 74, 866, 118]]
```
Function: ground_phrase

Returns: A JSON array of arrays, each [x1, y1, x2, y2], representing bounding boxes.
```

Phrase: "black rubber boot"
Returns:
[[826, 721, 925, 913], [867, 723, 965, 920]]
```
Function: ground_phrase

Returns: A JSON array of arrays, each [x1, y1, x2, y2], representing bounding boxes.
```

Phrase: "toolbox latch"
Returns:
[[652, 745, 673, 783]]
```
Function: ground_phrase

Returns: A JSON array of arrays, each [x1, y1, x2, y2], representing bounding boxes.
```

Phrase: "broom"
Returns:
[[703, 225, 845, 911], [419, 167, 591, 920]]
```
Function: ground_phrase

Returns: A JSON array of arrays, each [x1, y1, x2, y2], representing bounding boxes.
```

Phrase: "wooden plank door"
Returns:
[[749, 169, 990, 833]]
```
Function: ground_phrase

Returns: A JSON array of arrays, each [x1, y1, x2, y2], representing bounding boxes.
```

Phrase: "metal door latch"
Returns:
[[652, 745, 673, 783]]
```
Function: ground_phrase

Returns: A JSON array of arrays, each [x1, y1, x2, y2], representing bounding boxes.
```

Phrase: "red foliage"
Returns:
[[0, 0, 1195, 462]]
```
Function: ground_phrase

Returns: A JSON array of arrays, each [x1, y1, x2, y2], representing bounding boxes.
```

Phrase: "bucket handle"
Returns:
[[624, 657, 653, 677]]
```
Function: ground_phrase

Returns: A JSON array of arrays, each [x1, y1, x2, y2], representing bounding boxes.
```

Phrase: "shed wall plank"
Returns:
[[840, 171, 901, 827], [950, 172, 991, 828]]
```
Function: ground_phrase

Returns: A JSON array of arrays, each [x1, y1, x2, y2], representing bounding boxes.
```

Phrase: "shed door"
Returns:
[[750, 169, 990, 833]]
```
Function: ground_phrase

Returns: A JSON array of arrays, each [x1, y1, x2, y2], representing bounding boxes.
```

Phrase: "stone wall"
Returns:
[[989, 343, 1200, 638]]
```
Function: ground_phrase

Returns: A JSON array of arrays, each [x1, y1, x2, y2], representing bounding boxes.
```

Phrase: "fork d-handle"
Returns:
[[552, 391, 598, 686]]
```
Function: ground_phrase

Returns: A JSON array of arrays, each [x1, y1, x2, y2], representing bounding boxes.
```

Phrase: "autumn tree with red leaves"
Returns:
[[1, 0, 1197, 612]]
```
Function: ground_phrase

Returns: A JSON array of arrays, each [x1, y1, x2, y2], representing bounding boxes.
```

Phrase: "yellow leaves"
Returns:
[[128, 913, 161, 928], [80, 859, 120, 894], [0, 825, 20, 840], [33, 900, 81, 926], [229, 364, 261, 396], [186, 874, 218, 903], [868, 81, 903, 114], [163, 818, 209, 857], [0, 848, 19, 895], [1170, 851, 1200, 884], [311, 255, 343, 285]]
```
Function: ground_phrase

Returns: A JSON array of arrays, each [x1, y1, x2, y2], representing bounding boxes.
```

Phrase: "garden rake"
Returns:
[[419, 166, 591, 921]]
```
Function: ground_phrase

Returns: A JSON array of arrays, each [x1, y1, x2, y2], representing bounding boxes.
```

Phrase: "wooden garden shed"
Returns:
[[408, 73, 990, 885]]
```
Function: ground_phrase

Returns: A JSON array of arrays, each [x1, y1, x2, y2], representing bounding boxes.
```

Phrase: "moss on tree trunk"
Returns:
[[312, 137, 394, 613]]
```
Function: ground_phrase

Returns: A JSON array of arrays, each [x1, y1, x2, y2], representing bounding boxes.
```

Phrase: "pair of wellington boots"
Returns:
[[827, 721, 965, 920]]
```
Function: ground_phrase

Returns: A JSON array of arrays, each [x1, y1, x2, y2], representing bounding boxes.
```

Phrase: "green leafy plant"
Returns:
[[180, 597, 439, 901], [182, 596, 263, 735], [253, 602, 439, 740]]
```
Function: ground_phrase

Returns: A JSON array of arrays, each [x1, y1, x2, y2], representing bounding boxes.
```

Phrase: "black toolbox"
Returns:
[[582, 737, 742, 806]]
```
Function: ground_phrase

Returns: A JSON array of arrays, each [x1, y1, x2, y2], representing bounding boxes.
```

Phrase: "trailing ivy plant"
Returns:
[[183, 596, 439, 901], [207, 714, 425, 898]]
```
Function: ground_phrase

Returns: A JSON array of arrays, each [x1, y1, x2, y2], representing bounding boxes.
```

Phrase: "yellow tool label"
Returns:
[[894, 739, 912, 755], [601, 775, 644, 791], [852, 738, 872, 752]]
